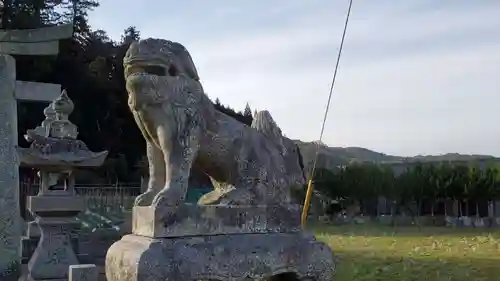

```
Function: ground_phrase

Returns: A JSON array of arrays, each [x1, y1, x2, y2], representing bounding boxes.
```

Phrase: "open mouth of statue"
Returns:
[[125, 63, 179, 78]]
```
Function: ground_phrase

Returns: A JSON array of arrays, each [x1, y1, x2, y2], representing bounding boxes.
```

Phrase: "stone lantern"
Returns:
[[18, 90, 108, 281]]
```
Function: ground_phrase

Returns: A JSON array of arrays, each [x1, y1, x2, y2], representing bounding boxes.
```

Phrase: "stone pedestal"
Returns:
[[21, 229, 81, 264], [25, 195, 85, 281], [132, 204, 301, 237], [22, 220, 82, 264], [106, 204, 335, 281]]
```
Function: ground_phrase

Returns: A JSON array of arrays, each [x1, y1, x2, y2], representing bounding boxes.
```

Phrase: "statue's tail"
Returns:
[[252, 110, 306, 183], [251, 110, 284, 149]]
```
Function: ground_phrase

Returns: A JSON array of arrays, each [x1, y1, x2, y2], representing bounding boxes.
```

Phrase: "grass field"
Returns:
[[314, 224, 500, 281]]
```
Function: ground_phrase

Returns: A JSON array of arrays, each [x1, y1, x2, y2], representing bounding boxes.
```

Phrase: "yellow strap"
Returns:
[[301, 179, 314, 227]]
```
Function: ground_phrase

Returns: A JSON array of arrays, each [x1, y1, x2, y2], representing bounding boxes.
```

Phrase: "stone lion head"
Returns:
[[123, 38, 202, 110]]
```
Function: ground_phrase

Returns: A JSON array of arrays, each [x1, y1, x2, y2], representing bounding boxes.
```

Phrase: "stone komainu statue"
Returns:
[[124, 38, 305, 208]]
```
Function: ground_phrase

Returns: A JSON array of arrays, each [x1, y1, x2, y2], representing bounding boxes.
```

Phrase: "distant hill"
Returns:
[[295, 140, 500, 174]]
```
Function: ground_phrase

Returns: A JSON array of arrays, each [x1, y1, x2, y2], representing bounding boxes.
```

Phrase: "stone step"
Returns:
[[69, 264, 97, 281]]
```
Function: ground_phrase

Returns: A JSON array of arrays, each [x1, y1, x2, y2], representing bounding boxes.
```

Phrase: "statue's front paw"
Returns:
[[152, 187, 185, 208], [134, 191, 156, 206]]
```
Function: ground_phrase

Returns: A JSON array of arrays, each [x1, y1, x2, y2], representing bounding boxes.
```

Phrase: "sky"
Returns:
[[88, 0, 500, 157]]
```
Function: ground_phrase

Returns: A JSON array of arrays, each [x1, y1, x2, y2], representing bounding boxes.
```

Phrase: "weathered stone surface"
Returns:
[[123, 38, 305, 208], [0, 24, 73, 43], [18, 91, 108, 168], [18, 136, 108, 167], [21, 91, 108, 280], [24, 193, 84, 280], [15, 81, 61, 102], [69, 264, 98, 281], [26, 221, 40, 238], [118, 210, 133, 234], [0, 41, 59, 55], [21, 235, 81, 264], [0, 24, 73, 55], [0, 25, 73, 281], [28, 196, 86, 213], [106, 232, 335, 281], [21, 237, 38, 264], [27, 222, 79, 280], [132, 204, 301, 238], [0, 54, 22, 280]]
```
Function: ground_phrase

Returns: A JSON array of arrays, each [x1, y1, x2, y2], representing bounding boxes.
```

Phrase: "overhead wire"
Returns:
[[301, 0, 354, 227]]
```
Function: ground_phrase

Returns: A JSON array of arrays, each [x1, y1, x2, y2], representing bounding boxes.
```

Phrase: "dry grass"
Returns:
[[313, 224, 500, 281]]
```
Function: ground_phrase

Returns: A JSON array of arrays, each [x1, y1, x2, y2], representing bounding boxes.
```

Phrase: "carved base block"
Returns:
[[21, 235, 81, 264], [27, 221, 79, 280], [133, 204, 301, 238], [106, 232, 335, 281], [27, 195, 85, 215]]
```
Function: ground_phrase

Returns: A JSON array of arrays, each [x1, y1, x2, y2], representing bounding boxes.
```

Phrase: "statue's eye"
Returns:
[[168, 65, 178, 76], [144, 65, 166, 76]]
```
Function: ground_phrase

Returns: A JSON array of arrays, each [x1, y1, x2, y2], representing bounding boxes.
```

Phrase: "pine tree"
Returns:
[[243, 102, 252, 117], [121, 26, 140, 45]]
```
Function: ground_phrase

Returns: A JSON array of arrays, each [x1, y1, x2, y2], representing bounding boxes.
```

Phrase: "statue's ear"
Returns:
[[170, 42, 199, 81]]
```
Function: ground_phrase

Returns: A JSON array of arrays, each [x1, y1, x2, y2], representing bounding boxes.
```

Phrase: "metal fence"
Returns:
[[20, 177, 211, 230], [20, 178, 139, 226]]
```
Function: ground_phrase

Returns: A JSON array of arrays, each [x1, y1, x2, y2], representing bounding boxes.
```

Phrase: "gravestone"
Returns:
[[494, 201, 500, 217], [0, 24, 72, 281]]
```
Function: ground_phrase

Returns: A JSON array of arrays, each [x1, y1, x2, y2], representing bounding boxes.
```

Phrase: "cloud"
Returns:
[[89, 0, 500, 156]]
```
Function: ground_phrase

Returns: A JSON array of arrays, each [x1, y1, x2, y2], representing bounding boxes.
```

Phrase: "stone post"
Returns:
[[0, 24, 73, 280], [0, 54, 21, 281]]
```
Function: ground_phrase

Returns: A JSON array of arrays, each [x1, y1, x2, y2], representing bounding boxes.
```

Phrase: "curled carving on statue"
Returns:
[[123, 38, 306, 208]]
